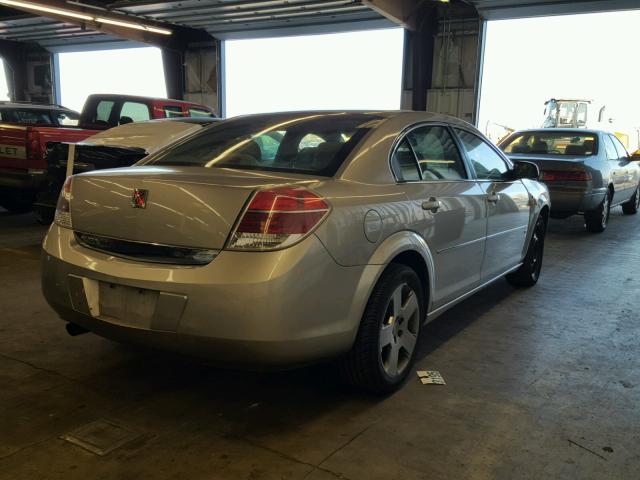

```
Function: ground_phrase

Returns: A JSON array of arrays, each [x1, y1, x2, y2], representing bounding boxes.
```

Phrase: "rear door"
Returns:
[[391, 124, 487, 308], [454, 128, 531, 282], [602, 134, 627, 203], [609, 134, 636, 199]]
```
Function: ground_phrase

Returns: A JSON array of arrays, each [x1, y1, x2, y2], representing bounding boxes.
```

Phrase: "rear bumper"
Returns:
[[41, 226, 375, 368], [546, 186, 607, 217], [0, 168, 46, 191]]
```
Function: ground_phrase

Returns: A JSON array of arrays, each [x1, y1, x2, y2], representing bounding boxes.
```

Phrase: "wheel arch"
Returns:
[[365, 230, 436, 319]]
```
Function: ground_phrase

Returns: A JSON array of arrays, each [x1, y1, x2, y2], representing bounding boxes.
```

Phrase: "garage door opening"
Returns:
[[224, 28, 405, 117], [58, 47, 167, 113], [478, 10, 640, 150]]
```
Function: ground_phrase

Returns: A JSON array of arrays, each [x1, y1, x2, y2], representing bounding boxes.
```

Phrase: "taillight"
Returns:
[[26, 129, 40, 163], [54, 176, 73, 229], [540, 170, 591, 182], [227, 187, 330, 251]]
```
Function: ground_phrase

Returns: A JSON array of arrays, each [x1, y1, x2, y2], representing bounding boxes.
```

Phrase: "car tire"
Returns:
[[621, 184, 640, 215], [340, 264, 424, 394], [584, 190, 611, 233], [506, 213, 547, 288], [34, 205, 55, 225]]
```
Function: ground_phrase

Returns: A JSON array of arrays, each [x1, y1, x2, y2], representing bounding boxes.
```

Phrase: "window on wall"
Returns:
[[58, 47, 167, 112], [224, 28, 404, 117], [0, 58, 9, 101]]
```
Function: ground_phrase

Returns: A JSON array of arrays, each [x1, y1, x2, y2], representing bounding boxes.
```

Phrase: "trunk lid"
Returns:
[[507, 153, 592, 169], [70, 166, 321, 249]]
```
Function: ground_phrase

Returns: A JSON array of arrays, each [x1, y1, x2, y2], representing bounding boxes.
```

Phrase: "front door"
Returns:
[[455, 129, 532, 281]]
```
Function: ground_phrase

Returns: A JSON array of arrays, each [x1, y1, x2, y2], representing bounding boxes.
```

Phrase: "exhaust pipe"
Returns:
[[65, 322, 89, 336]]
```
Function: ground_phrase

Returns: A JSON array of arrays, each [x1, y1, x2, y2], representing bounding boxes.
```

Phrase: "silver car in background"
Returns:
[[500, 129, 640, 232], [42, 111, 550, 393]]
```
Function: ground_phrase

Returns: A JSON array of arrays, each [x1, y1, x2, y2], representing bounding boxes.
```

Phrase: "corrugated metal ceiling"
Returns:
[[1, 0, 639, 49], [0, 0, 389, 49], [468, 0, 640, 19]]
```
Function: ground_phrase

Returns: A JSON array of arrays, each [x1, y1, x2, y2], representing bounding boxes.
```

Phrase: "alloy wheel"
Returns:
[[602, 194, 610, 229], [379, 283, 419, 378], [529, 220, 545, 281]]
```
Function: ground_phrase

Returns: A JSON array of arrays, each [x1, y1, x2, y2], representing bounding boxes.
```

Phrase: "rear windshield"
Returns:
[[502, 132, 597, 156], [147, 113, 382, 176], [0, 108, 54, 125]]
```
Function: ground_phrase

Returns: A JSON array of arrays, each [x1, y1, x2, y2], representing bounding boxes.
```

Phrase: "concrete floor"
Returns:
[[0, 207, 639, 480]]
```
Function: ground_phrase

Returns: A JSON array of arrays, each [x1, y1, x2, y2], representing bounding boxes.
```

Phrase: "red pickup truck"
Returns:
[[0, 94, 216, 213]]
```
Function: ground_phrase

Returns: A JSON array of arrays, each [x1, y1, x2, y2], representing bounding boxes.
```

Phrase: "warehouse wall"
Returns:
[[401, 15, 484, 125], [0, 40, 54, 103], [428, 18, 481, 124]]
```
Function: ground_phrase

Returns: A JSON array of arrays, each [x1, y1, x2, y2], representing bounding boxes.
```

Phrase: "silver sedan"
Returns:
[[42, 111, 550, 393], [500, 129, 640, 232]]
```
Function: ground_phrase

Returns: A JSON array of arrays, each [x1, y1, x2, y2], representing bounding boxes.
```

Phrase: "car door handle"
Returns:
[[422, 197, 441, 213], [487, 192, 500, 204]]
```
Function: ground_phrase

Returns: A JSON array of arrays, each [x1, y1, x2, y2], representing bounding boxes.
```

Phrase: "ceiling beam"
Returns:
[[361, 0, 427, 30]]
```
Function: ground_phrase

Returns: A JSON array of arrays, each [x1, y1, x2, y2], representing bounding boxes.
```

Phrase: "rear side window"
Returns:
[[189, 107, 214, 118], [391, 139, 421, 182], [120, 102, 150, 122], [406, 126, 466, 181], [602, 135, 619, 161], [148, 113, 382, 176], [164, 106, 185, 118], [456, 129, 510, 181], [610, 135, 629, 160]]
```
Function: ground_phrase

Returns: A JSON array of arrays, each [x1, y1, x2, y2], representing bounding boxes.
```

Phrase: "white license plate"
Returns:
[[98, 282, 159, 328]]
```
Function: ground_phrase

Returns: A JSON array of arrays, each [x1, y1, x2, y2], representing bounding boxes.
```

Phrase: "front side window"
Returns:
[[576, 103, 588, 126], [148, 113, 381, 176], [557, 102, 577, 127], [457, 129, 510, 181], [406, 126, 466, 181], [120, 102, 151, 122], [164, 106, 184, 118]]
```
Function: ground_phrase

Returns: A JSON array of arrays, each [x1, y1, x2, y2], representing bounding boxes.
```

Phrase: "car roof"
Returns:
[[86, 93, 213, 108], [225, 110, 475, 128], [508, 128, 604, 136], [151, 117, 219, 124], [0, 101, 76, 112]]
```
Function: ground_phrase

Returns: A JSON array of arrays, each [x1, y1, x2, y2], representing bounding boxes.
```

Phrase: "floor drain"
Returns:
[[61, 419, 140, 456]]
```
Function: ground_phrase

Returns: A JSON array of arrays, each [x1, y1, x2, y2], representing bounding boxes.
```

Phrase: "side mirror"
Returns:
[[513, 161, 540, 180]]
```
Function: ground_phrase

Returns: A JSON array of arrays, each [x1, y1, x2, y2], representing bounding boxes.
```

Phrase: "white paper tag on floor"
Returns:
[[417, 370, 446, 385]]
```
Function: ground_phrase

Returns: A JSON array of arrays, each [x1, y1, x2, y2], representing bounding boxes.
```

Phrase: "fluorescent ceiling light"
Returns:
[[95, 16, 172, 35], [0, 0, 92, 20], [0, 0, 172, 35]]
